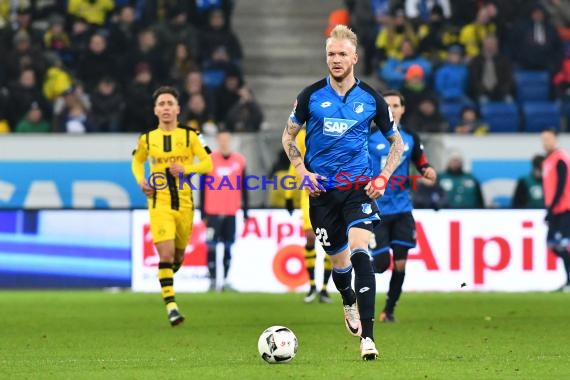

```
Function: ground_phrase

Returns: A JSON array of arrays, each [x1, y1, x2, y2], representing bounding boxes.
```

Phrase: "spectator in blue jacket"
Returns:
[[434, 44, 469, 102]]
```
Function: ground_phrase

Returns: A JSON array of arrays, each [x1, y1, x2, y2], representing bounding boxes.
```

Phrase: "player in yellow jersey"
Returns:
[[132, 86, 213, 326], [284, 128, 333, 303]]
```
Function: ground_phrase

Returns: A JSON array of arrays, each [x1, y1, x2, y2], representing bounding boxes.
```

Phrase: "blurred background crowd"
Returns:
[[0, 0, 264, 134], [344, 0, 570, 134], [1, 0, 569, 136]]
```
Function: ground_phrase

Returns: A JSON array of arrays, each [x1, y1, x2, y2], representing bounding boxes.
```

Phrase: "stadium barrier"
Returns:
[[131, 209, 564, 293], [1, 209, 563, 291]]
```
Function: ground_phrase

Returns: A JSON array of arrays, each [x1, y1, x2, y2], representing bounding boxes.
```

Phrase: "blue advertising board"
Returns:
[[0, 210, 131, 288], [0, 161, 147, 209]]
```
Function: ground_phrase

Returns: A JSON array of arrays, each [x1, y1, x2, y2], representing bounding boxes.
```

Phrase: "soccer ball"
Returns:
[[257, 326, 298, 364]]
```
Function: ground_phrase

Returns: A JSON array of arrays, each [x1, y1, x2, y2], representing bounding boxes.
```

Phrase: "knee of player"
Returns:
[[392, 259, 407, 272], [373, 253, 391, 274], [348, 238, 370, 252]]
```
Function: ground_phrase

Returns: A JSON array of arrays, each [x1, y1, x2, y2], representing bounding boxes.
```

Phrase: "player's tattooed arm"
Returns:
[[282, 119, 303, 169], [381, 130, 404, 179]]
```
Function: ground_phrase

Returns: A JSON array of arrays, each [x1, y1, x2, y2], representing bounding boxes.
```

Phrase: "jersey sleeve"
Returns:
[[131, 133, 148, 184], [410, 130, 430, 172], [186, 131, 213, 175], [289, 87, 311, 126], [373, 94, 396, 138]]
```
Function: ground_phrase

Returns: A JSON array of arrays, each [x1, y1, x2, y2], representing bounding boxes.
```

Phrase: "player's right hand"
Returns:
[[285, 199, 295, 216], [365, 177, 385, 200], [140, 180, 154, 197], [296, 168, 325, 197]]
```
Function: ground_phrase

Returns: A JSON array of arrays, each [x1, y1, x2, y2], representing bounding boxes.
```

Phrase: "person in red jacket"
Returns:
[[541, 128, 570, 292], [201, 130, 249, 291]]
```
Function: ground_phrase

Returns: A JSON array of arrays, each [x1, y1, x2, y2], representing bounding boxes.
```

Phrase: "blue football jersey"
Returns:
[[369, 126, 428, 214], [289, 77, 396, 188]]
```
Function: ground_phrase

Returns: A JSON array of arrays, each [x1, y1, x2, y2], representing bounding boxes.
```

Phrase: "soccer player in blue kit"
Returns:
[[282, 25, 404, 360], [369, 91, 437, 322]]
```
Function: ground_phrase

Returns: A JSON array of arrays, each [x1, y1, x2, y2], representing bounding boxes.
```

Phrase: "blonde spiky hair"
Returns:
[[327, 24, 358, 50]]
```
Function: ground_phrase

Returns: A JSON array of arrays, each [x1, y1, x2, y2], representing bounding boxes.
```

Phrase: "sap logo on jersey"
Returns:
[[323, 118, 357, 136]]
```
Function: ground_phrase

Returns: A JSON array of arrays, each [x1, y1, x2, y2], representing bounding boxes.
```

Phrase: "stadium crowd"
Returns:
[[0, 0, 263, 134], [344, 0, 570, 133]]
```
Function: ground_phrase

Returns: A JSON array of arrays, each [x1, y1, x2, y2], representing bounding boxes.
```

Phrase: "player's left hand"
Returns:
[[365, 177, 385, 200], [422, 167, 437, 184], [169, 163, 185, 177]]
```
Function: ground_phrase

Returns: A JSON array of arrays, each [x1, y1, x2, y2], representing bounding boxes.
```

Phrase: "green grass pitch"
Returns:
[[1, 291, 569, 379]]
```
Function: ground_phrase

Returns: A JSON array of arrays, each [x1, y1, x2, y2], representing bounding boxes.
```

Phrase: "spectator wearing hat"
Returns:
[[14, 102, 51, 133], [380, 39, 432, 89], [400, 64, 438, 124], [434, 44, 470, 102], [468, 34, 514, 103]]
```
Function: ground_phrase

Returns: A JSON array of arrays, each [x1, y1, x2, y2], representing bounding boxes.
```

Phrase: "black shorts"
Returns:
[[547, 211, 570, 247], [370, 212, 416, 256], [309, 188, 380, 255], [204, 215, 236, 243]]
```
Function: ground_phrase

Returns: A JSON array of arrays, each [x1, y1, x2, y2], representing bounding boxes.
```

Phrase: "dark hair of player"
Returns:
[[153, 86, 179, 105], [382, 90, 405, 107]]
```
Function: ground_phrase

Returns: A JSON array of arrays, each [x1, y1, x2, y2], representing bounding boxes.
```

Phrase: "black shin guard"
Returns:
[[351, 249, 376, 340], [332, 265, 356, 306], [373, 253, 391, 274], [385, 270, 405, 313]]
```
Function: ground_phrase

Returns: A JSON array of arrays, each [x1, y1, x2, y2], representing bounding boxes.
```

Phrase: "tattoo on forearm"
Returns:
[[382, 133, 404, 177], [286, 122, 301, 136], [288, 141, 302, 160], [282, 120, 303, 165]]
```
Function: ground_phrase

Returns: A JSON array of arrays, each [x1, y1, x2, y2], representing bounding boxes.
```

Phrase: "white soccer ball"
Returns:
[[257, 326, 298, 364]]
